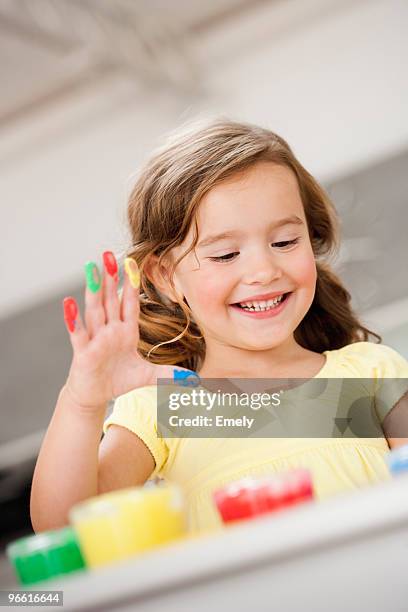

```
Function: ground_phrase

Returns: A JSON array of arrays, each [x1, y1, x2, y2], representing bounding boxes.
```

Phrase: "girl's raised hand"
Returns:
[[62, 252, 171, 412]]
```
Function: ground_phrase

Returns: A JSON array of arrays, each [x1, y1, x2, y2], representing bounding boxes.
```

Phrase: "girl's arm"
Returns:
[[97, 424, 155, 493], [382, 391, 408, 449], [30, 386, 107, 532], [31, 387, 155, 533], [30, 253, 191, 533]]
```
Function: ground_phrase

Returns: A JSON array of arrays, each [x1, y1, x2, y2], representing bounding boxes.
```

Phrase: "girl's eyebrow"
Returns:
[[197, 215, 304, 249]]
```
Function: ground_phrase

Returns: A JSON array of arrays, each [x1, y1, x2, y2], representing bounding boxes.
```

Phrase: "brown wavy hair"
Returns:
[[126, 116, 381, 372]]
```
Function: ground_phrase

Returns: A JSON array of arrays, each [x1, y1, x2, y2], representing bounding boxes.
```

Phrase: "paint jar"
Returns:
[[69, 483, 186, 568], [213, 469, 314, 524], [6, 526, 86, 585]]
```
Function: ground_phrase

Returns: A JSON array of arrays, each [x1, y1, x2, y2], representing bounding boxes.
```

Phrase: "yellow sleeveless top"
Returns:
[[103, 342, 408, 534]]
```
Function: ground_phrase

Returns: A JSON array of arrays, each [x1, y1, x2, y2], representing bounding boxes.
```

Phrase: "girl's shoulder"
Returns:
[[324, 341, 408, 378], [103, 386, 158, 437]]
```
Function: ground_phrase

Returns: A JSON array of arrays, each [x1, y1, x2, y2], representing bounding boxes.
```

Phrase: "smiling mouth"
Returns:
[[231, 292, 292, 310]]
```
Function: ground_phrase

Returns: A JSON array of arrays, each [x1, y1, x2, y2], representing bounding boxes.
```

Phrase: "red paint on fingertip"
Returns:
[[103, 251, 118, 279], [63, 297, 78, 332]]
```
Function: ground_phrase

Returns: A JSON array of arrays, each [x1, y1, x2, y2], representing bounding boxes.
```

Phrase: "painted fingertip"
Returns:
[[103, 251, 118, 281], [124, 257, 140, 289], [84, 261, 101, 293], [63, 297, 78, 332]]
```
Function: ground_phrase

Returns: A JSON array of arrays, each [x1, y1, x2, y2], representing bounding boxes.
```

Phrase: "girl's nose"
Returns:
[[241, 249, 283, 284]]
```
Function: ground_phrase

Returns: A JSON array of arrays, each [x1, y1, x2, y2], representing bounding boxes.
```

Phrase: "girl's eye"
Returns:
[[209, 238, 299, 262]]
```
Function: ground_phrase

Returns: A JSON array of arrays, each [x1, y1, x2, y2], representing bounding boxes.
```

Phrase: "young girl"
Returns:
[[31, 117, 408, 535]]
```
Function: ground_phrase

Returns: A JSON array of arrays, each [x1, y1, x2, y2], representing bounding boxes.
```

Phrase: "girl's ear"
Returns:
[[144, 254, 181, 305]]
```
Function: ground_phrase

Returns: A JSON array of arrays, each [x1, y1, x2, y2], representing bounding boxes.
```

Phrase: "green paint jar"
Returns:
[[6, 526, 86, 585]]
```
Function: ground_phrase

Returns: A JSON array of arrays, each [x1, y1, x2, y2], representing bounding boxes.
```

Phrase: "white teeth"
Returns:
[[238, 294, 285, 311]]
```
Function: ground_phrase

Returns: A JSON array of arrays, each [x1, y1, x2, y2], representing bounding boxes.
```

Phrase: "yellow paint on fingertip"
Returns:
[[124, 257, 140, 289]]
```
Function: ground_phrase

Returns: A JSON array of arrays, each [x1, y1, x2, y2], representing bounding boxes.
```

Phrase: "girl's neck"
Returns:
[[198, 340, 323, 379]]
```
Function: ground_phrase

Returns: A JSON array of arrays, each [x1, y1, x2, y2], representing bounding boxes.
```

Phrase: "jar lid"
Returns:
[[213, 469, 314, 523], [69, 483, 183, 521], [6, 527, 86, 585], [387, 443, 408, 475]]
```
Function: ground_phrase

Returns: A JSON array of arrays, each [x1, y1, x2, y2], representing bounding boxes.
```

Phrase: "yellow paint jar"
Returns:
[[69, 483, 186, 568]]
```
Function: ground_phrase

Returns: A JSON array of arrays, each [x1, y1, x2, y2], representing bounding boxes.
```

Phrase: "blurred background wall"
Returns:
[[1, 0, 407, 583]]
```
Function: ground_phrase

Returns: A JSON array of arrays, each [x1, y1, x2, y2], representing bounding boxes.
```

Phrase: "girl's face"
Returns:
[[169, 162, 317, 369]]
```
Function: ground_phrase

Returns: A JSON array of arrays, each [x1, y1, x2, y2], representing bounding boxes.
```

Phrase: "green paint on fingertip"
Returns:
[[84, 261, 101, 293]]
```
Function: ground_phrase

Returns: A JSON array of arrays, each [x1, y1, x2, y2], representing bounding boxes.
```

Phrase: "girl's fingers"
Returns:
[[66, 254, 136, 347], [102, 251, 120, 323], [84, 261, 105, 339], [63, 297, 89, 351], [121, 258, 140, 328]]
